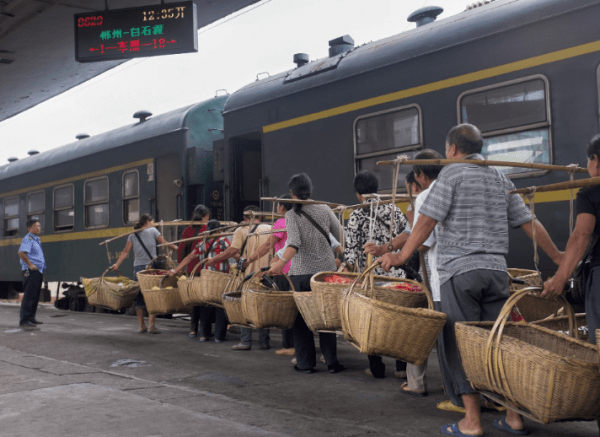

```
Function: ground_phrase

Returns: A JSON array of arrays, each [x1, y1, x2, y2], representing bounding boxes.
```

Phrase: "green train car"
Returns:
[[222, 0, 600, 279], [0, 95, 227, 297]]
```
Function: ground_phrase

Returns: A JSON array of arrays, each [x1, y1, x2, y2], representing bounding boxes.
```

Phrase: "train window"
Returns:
[[354, 105, 422, 191], [122, 170, 140, 225], [53, 184, 74, 232], [27, 191, 45, 233], [3, 197, 19, 237], [458, 76, 551, 177], [84, 177, 109, 229]]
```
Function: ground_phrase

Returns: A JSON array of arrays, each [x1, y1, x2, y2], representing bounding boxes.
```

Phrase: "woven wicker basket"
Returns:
[[242, 273, 298, 329], [293, 291, 327, 331], [178, 260, 207, 306], [508, 268, 542, 291], [141, 275, 191, 315], [136, 256, 177, 292], [456, 287, 600, 423], [306, 272, 359, 331], [221, 271, 248, 326], [341, 262, 446, 365], [532, 313, 588, 341], [511, 288, 565, 322], [83, 268, 139, 311], [191, 268, 230, 308]]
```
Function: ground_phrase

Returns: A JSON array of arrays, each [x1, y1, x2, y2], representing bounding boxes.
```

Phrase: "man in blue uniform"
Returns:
[[17, 219, 46, 327]]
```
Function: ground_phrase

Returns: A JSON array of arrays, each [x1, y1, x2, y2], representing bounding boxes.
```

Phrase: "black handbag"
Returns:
[[568, 234, 598, 304]]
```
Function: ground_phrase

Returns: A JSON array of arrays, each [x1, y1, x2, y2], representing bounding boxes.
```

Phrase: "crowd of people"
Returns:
[[16, 123, 600, 436]]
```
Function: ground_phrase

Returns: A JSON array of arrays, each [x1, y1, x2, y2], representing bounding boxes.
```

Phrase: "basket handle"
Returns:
[[101, 267, 126, 282], [342, 260, 434, 310], [483, 286, 575, 405], [189, 258, 208, 277]]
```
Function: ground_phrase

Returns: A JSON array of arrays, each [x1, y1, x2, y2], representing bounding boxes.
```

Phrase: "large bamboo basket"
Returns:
[[341, 262, 446, 365], [456, 287, 600, 424], [141, 275, 191, 315], [531, 313, 588, 341], [136, 256, 177, 292], [178, 260, 208, 306], [221, 271, 270, 326], [192, 268, 230, 308], [242, 273, 298, 329], [306, 271, 359, 331], [509, 283, 565, 322], [293, 291, 327, 331], [82, 268, 139, 311]]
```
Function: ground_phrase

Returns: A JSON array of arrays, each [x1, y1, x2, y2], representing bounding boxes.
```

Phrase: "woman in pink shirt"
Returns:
[[243, 194, 294, 355]]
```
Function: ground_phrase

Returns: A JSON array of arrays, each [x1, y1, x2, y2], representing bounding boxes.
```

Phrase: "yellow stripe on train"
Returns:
[[263, 40, 600, 133], [0, 227, 133, 247]]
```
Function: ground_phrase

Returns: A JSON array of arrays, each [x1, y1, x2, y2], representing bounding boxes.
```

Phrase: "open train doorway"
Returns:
[[228, 133, 263, 221]]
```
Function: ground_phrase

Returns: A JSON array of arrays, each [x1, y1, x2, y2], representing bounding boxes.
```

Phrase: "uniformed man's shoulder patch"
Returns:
[[29, 235, 33, 240]]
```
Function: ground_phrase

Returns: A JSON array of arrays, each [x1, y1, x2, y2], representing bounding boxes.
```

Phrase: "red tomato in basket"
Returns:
[[324, 275, 353, 284]]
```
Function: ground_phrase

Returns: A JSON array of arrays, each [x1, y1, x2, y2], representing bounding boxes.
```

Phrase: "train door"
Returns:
[[228, 133, 262, 221], [155, 153, 181, 243]]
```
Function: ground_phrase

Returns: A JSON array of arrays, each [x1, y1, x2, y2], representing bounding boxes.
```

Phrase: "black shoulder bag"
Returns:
[[299, 210, 331, 246], [569, 233, 599, 304]]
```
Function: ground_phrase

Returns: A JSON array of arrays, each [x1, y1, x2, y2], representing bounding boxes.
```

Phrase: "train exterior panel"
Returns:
[[222, 0, 600, 277], [0, 96, 227, 293]]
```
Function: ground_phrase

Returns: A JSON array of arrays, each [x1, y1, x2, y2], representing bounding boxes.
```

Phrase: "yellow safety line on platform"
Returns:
[[0, 158, 153, 198], [263, 40, 600, 133], [0, 226, 133, 247]]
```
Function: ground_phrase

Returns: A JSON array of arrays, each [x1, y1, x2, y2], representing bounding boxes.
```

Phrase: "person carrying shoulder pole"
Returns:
[[378, 124, 563, 437], [17, 219, 46, 327]]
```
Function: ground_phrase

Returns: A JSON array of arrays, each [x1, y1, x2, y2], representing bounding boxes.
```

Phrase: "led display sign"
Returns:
[[74, 1, 198, 63]]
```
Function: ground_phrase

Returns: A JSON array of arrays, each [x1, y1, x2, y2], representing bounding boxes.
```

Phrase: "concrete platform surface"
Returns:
[[0, 303, 598, 437]]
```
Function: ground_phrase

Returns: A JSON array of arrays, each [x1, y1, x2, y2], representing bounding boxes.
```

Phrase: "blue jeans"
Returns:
[[133, 265, 147, 309]]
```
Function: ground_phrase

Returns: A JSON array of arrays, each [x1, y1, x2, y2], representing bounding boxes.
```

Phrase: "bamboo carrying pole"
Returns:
[[98, 221, 237, 246], [509, 176, 600, 195], [376, 158, 587, 173], [158, 227, 287, 247], [260, 197, 343, 208]]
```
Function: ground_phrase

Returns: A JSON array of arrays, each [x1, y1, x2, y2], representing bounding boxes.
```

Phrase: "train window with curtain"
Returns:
[[354, 104, 423, 191], [26, 191, 45, 233], [459, 75, 552, 177], [84, 177, 109, 229], [3, 197, 19, 237], [53, 184, 74, 232], [122, 170, 140, 225]]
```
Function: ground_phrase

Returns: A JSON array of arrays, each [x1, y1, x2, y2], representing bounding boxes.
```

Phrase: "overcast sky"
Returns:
[[0, 0, 468, 164]]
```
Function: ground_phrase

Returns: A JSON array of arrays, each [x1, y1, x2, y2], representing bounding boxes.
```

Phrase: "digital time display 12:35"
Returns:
[[74, 1, 198, 63]]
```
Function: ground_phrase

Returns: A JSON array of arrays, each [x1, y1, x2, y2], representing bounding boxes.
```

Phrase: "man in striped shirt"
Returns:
[[379, 124, 562, 437]]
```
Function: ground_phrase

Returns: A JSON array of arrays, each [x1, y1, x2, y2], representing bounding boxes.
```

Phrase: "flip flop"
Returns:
[[437, 400, 466, 414], [401, 381, 428, 397], [440, 423, 482, 437], [492, 418, 531, 435]]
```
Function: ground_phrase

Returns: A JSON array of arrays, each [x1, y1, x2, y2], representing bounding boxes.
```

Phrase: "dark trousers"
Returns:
[[584, 267, 600, 435], [272, 275, 294, 349], [290, 274, 338, 370], [190, 306, 202, 332], [367, 355, 406, 378], [440, 269, 509, 396], [434, 301, 464, 407], [20, 270, 43, 325], [200, 306, 228, 341]]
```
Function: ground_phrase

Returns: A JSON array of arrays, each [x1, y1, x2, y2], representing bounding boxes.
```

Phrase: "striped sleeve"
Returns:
[[419, 169, 455, 223]]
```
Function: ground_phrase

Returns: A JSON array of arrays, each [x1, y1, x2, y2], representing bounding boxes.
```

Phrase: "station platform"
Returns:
[[0, 302, 597, 437]]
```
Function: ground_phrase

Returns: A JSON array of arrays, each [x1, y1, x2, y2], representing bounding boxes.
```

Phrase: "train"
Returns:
[[1, 0, 599, 299]]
